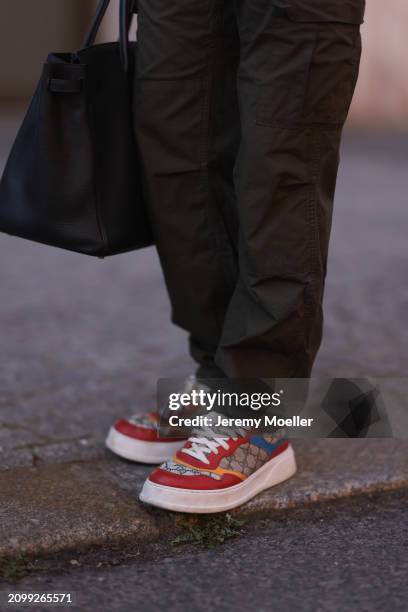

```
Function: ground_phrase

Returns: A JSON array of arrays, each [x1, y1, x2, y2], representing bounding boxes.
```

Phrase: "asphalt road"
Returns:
[[3, 490, 407, 612]]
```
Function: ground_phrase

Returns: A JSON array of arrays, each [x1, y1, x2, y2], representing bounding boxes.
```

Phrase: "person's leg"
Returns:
[[106, 1, 240, 464], [189, 336, 225, 380], [134, 0, 240, 377], [138, 0, 368, 513], [214, 0, 365, 378]]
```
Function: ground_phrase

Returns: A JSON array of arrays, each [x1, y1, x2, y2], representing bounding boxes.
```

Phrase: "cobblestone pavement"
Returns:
[[0, 112, 407, 471]]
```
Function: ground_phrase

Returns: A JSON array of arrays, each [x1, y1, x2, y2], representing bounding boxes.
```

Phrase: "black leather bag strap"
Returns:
[[83, 0, 137, 71], [120, 0, 132, 72]]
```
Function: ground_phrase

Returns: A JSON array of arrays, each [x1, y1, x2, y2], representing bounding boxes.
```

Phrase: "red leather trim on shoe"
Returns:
[[270, 440, 289, 458], [175, 435, 251, 470], [148, 468, 242, 490], [114, 419, 182, 443]]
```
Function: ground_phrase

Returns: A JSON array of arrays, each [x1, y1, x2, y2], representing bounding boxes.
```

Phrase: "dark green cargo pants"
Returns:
[[134, 0, 365, 379]]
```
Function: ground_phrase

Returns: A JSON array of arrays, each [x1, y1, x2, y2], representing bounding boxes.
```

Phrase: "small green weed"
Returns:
[[172, 513, 246, 549], [0, 555, 33, 581]]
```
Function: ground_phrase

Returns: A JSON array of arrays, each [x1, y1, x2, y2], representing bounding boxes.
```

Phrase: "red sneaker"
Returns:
[[106, 411, 186, 464], [139, 422, 297, 513], [106, 375, 206, 464]]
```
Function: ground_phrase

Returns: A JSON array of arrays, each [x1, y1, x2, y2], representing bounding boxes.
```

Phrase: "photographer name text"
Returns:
[[168, 414, 314, 429]]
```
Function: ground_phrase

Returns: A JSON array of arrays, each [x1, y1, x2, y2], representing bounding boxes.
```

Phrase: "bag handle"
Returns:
[[119, 0, 134, 72], [83, 0, 137, 71]]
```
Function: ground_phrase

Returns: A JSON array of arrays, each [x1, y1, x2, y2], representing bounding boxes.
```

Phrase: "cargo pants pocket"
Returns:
[[255, 4, 363, 130]]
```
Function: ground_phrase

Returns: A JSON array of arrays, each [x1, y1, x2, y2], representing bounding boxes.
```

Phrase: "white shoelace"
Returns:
[[182, 421, 249, 465]]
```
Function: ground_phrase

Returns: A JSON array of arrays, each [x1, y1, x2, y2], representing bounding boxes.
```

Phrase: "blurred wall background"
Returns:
[[0, 0, 95, 103], [0, 0, 407, 130], [349, 0, 408, 129]]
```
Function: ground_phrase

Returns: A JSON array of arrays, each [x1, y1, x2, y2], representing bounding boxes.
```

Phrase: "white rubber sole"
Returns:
[[139, 444, 297, 513], [106, 427, 186, 464]]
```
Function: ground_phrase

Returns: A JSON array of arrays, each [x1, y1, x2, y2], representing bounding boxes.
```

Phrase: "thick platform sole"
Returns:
[[139, 444, 297, 513], [106, 427, 186, 464]]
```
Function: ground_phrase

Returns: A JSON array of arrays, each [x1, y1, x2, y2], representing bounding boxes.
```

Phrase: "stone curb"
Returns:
[[0, 439, 407, 558]]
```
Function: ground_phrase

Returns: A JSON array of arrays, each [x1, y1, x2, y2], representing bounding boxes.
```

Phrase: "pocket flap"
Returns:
[[285, 1, 365, 25]]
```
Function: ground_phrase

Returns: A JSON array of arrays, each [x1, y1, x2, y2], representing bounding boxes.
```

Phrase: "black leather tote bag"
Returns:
[[0, 0, 153, 257]]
